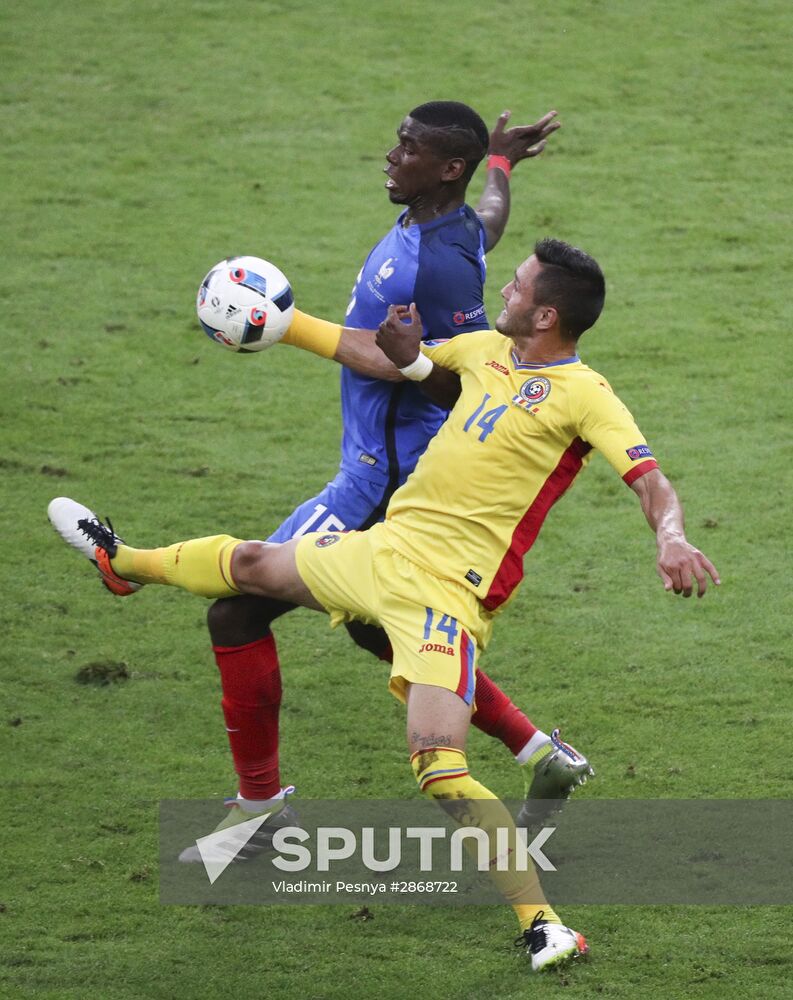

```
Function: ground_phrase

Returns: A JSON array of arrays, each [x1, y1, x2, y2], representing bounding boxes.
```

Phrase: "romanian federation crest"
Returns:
[[512, 376, 551, 412]]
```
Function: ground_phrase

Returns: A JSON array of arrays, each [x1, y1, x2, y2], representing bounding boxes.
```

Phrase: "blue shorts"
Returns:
[[266, 471, 390, 543]]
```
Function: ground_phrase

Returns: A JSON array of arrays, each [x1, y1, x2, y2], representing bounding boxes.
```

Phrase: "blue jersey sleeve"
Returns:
[[413, 206, 488, 340]]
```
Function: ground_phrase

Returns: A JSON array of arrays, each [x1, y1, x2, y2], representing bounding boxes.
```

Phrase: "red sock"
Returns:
[[213, 635, 282, 801], [472, 669, 538, 756]]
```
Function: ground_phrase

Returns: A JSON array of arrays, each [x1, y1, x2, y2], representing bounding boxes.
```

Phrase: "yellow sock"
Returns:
[[280, 309, 342, 359], [111, 535, 242, 598], [515, 903, 561, 931], [410, 747, 561, 931]]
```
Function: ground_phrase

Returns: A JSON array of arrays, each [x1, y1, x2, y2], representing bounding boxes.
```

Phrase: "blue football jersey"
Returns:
[[339, 204, 488, 506]]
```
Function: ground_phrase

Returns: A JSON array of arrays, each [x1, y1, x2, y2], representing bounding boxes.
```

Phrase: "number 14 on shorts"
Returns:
[[419, 607, 477, 704], [422, 607, 459, 650]]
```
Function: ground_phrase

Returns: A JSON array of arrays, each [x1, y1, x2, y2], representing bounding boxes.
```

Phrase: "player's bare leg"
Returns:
[[405, 682, 588, 972], [226, 538, 323, 608], [348, 618, 593, 817]]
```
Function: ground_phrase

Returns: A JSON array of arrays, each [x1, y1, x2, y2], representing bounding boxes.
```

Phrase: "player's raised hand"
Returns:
[[656, 538, 721, 598], [376, 303, 423, 369], [489, 109, 561, 164]]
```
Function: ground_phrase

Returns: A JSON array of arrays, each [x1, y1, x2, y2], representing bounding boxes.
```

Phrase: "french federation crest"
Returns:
[[512, 376, 551, 412]]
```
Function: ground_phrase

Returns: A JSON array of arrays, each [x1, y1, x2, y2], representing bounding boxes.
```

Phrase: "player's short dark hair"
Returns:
[[409, 101, 490, 181], [533, 238, 606, 339]]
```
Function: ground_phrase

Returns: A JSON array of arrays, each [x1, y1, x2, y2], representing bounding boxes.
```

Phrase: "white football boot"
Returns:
[[47, 497, 141, 596], [515, 911, 589, 972]]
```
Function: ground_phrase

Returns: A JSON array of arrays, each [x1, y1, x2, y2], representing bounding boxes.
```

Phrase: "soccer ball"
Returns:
[[196, 256, 295, 353]]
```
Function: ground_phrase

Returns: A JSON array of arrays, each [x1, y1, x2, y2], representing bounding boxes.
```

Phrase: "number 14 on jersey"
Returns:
[[463, 393, 507, 442]]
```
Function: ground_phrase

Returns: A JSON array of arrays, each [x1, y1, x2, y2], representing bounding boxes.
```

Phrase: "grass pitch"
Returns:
[[2, 1, 792, 997]]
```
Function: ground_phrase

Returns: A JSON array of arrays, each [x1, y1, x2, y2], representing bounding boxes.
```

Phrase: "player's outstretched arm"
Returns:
[[280, 306, 461, 406], [476, 109, 560, 252], [376, 304, 462, 409], [630, 468, 721, 598], [280, 307, 402, 380], [334, 326, 404, 381]]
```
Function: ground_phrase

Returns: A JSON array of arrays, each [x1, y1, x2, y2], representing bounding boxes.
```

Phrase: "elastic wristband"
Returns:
[[487, 154, 512, 179], [399, 351, 433, 382], [280, 309, 342, 359]]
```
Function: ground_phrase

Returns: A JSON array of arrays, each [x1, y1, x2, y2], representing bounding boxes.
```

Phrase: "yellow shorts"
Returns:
[[295, 523, 494, 704]]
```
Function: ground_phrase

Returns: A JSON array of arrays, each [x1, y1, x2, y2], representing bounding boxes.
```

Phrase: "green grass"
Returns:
[[2, 0, 793, 997]]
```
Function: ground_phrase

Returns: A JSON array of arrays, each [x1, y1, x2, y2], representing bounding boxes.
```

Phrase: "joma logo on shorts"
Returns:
[[418, 642, 454, 656]]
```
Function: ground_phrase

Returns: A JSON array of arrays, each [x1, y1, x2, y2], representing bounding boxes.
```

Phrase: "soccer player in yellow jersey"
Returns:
[[49, 238, 719, 972]]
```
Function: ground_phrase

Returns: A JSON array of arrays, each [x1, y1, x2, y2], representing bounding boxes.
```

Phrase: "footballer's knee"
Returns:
[[229, 540, 277, 593], [230, 539, 319, 610], [207, 594, 295, 646]]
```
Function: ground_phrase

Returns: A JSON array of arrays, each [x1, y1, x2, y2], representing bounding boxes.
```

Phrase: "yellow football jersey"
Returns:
[[382, 330, 658, 612]]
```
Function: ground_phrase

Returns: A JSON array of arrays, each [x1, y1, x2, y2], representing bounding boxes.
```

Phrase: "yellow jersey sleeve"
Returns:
[[575, 376, 658, 485]]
